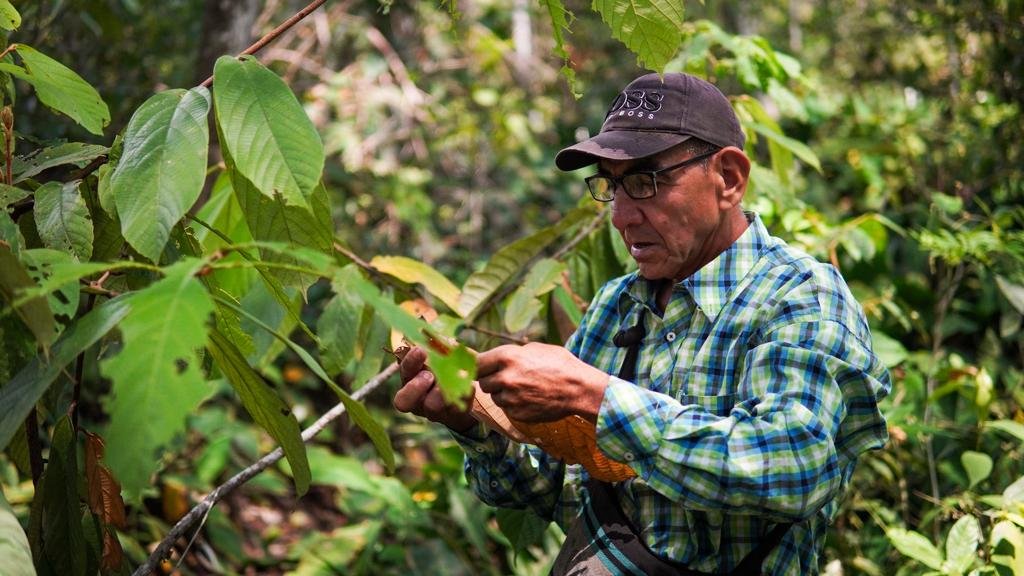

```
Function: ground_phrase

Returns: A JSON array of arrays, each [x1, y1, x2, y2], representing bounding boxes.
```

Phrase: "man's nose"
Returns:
[[611, 193, 644, 229]]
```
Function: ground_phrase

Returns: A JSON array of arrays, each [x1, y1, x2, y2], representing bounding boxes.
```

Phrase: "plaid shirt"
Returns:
[[453, 213, 890, 575]]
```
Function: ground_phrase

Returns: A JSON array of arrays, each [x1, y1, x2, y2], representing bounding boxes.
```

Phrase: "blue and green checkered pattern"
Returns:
[[453, 213, 890, 575]]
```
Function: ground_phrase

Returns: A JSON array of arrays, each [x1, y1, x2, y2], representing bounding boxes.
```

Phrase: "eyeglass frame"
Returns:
[[584, 148, 720, 202]]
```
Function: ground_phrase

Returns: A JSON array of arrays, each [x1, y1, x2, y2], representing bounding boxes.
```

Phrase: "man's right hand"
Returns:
[[393, 346, 478, 433]]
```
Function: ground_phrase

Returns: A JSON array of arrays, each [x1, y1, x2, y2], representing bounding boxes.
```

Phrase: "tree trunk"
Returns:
[[194, 0, 264, 85]]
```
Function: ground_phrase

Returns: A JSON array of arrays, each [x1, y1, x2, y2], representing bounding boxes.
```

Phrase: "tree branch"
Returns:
[[131, 362, 399, 576], [199, 0, 330, 88]]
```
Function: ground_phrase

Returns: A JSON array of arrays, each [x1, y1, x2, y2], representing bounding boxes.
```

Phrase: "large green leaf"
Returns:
[[0, 298, 130, 451], [33, 180, 93, 261], [227, 159, 334, 293], [369, 255, 462, 312], [0, 243, 56, 348], [0, 1, 20, 31], [0, 490, 35, 576], [40, 417, 87, 576], [109, 88, 211, 262], [592, 0, 685, 72], [347, 271, 476, 404], [213, 55, 323, 209], [207, 328, 310, 496], [504, 258, 566, 333], [0, 45, 109, 135], [458, 204, 595, 321], [100, 259, 215, 500], [945, 515, 981, 574], [12, 142, 107, 184], [887, 528, 944, 571]]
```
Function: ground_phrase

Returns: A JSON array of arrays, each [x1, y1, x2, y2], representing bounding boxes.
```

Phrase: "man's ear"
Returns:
[[716, 147, 750, 209]]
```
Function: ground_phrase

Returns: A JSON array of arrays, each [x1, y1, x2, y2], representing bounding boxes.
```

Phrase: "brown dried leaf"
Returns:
[[101, 528, 124, 572], [84, 432, 128, 528]]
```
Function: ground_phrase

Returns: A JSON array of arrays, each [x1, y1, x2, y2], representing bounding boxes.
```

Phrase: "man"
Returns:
[[394, 72, 890, 575]]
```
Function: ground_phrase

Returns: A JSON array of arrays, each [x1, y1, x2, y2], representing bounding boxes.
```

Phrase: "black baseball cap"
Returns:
[[555, 73, 745, 171]]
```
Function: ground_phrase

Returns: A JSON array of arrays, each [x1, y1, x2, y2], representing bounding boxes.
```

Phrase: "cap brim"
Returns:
[[555, 131, 691, 171]]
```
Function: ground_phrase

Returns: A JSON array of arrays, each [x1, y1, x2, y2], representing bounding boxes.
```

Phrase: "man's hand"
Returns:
[[392, 346, 477, 433], [476, 343, 610, 423]]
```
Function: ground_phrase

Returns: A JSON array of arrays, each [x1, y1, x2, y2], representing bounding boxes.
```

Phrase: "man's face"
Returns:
[[603, 146, 726, 283]]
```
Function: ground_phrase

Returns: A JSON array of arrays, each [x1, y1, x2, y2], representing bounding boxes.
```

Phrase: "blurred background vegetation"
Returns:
[[3, 0, 1023, 574]]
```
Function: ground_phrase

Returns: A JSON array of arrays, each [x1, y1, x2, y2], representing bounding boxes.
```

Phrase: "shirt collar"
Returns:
[[618, 212, 770, 320]]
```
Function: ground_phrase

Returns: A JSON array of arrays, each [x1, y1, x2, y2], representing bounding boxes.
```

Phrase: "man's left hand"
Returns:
[[475, 343, 610, 423]]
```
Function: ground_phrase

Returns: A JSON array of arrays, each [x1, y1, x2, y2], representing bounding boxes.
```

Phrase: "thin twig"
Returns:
[[199, 0, 330, 88], [131, 362, 399, 576]]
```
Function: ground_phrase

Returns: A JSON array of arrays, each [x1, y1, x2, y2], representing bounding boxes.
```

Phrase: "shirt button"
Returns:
[[665, 331, 677, 342], [623, 452, 635, 462]]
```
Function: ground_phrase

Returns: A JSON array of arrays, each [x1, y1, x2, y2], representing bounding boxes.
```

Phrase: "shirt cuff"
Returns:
[[449, 422, 510, 459], [596, 376, 671, 469]]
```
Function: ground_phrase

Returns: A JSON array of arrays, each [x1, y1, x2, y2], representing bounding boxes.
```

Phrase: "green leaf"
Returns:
[[214, 293, 396, 474], [40, 417, 87, 576], [887, 528, 944, 571], [996, 276, 1024, 315], [945, 514, 981, 574], [213, 55, 323, 209], [458, 204, 595, 321], [0, 242, 56, 348], [0, 183, 31, 210], [318, 271, 364, 376], [21, 248, 80, 327], [0, 490, 35, 576], [871, 331, 908, 368], [495, 508, 550, 556], [0, 298, 130, 451], [109, 88, 211, 262], [746, 120, 822, 173], [370, 255, 462, 312], [347, 272, 475, 404], [100, 259, 215, 500], [961, 451, 992, 490], [0, 45, 109, 135], [0, 1, 20, 31], [33, 180, 93, 261], [539, 0, 580, 97], [985, 420, 1024, 443], [229, 162, 334, 293], [207, 328, 310, 496], [504, 258, 566, 333], [11, 142, 107, 184], [592, 0, 685, 72]]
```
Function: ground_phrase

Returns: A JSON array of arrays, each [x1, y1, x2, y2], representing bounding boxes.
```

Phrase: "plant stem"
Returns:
[[199, 0, 329, 88], [922, 262, 964, 541], [70, 293, 97, 432], [25, 408, 43, 487], [131, 362, 399, 576]]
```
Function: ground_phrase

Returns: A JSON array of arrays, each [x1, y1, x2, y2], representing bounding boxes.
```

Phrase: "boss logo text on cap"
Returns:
[[607, 90, 664, 120]]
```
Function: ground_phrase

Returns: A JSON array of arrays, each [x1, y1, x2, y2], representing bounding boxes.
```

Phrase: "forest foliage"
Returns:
[[1, 1, 1023, 575]]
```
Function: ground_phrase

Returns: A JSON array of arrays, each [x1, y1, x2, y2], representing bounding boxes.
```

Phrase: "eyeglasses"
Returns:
[[585, 149, 719, 202]]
